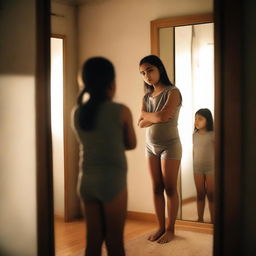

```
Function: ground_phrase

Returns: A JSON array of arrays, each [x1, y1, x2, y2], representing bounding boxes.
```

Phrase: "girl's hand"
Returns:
[[137, 116, 143, 126], [138, 119, 152, 128]]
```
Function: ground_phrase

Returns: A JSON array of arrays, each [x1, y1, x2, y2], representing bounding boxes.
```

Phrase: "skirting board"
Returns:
[[127, 211, 213, 234]]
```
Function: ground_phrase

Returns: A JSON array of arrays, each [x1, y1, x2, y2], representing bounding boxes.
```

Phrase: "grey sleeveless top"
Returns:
[[73, 101, 127, 172], [72, 101, 127, 202], [143, 86, 181, 145], [193, 131, 214, 172]]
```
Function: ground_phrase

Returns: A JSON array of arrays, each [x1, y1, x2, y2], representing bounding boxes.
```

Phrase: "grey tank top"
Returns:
[[73, 101, 127, 173], [144, 86, 181, 145], [193, 131, 214, 172]]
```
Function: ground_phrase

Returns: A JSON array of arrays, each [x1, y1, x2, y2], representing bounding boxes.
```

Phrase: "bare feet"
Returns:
[[148, 229, 165, 241], [157, 230, 175, 244]]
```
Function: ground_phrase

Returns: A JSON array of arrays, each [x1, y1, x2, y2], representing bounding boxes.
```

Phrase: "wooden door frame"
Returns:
[[213, 0, 243, 255], [36, 0, 244, 255], [36, 0, 54, 255]]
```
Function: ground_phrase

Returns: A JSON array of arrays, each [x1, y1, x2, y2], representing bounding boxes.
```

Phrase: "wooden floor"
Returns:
[[55, 217, 156, 256]]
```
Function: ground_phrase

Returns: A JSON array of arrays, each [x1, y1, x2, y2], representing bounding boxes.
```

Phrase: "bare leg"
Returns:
[[83, 199, 105, 256], [194, 173, 206, 222], [147, 157, 166, 241], [157, 159, 180, 244], [103, 187, 127, 256], [206, 173, 215, 223]]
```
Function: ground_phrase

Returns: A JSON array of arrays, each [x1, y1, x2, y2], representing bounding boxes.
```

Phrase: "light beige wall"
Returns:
[[51, 2, 80, 219], [0, 1, 37, 255], [78, 0, 213, 213]]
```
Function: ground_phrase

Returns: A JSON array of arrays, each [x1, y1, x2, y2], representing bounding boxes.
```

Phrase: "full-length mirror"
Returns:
[[151, 14, 214, 223]]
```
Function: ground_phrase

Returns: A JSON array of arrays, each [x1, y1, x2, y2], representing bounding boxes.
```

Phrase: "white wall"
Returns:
[[78, 0, 213, 213], [0, 1, 37, 255]]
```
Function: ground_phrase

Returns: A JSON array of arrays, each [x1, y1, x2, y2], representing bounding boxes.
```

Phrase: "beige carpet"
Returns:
[[76, 230, 213, 256], [124, 230, 213, 256]]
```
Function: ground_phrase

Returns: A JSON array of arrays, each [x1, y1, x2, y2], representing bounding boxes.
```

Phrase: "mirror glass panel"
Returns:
[[156, 17, 214, 222]]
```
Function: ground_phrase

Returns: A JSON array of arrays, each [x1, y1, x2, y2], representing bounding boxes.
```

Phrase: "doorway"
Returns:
[[50, 36, 65, 219], [50, 35, 81, 222]]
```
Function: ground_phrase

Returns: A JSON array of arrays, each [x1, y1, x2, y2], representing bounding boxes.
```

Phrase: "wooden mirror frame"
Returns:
[[151, 13, 213, 56], [150, 13, 214, 233]]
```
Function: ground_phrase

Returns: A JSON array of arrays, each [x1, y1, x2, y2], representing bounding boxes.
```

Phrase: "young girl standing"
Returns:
[[72, 57, 136, 256], [193, 108, 215, 223], [138, 55, 182, 244]]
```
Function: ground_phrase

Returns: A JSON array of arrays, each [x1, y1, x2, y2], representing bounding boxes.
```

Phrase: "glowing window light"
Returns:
[[50, 38, 63, 140], [50, 37, 65, 216]]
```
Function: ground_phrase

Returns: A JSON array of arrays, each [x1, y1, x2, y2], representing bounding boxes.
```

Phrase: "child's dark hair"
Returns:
[[77, 57, 115, 131], [139, 55, 174, 93], [195, 108, 214, 131]]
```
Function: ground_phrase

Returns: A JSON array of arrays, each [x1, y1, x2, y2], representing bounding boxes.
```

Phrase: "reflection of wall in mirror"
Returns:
[[175, 23, 214, 202]]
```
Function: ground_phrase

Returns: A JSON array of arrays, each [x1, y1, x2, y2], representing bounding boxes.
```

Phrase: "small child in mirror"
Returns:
[[193, 108, 215, 223]]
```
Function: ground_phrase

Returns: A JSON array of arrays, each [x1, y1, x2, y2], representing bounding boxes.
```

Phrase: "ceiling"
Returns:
[[52, 0, 93, 6]]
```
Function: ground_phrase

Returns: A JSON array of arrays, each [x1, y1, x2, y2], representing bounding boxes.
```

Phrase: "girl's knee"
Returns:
[[207, 192, 214, 202], [165, 186, 177, 197], [197, 191, 206, 201], [153, 184, 165, 195]]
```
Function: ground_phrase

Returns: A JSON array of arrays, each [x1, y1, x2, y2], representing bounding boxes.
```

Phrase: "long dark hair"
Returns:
[[77, 57, 115, 131], [194, 108, 214, 132], [139, 55, 174, 93]]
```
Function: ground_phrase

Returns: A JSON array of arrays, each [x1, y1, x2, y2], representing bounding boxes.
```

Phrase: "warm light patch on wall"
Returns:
[[50, 37, 65, 216], [51, 38, 64, 139], [193, 43, 214, 113]]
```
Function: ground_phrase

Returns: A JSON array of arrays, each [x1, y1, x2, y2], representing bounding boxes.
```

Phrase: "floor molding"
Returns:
[[182, 196, 197, 205], [127, 211, 213, 234]]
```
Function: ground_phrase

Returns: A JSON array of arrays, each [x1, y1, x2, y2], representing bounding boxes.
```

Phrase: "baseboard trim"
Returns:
[[127, 211, 156, 222], [182, 196, 197, 205], [127, 211, 213, 234]]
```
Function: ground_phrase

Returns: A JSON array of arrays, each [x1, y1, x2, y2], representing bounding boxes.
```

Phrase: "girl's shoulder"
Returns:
[[110, 102, 132, 124], [71, 105, 81, 131], [107, 101, 128, 115], [166, 85, 180, 94], [71, 105, 80, 119], [193, 130, 214, 140], [109, 101, 125, 109]]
